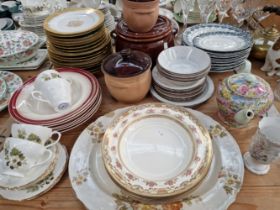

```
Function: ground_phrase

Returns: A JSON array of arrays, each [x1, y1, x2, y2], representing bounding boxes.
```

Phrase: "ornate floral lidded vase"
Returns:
[[217, 73, 274, 127]]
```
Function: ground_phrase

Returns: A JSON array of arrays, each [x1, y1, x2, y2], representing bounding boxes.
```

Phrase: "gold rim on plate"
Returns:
[[102, 103, 213, 198]]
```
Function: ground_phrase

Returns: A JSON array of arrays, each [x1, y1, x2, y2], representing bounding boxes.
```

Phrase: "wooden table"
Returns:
[[1, 12, 280, 210]]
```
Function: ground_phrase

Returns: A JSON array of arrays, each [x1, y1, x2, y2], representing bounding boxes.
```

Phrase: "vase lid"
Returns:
[[227, 73, 269, 99]]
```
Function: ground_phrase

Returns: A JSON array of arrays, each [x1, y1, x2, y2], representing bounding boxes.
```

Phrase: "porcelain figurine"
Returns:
[[261, 37, 280, 76], [217, 73, 274, 127]]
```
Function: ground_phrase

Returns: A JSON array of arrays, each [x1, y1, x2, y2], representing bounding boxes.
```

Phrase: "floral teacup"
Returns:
[[244, 117, 280, 175], [11, 123, 61, 148], [2, 137, 53, 177], [32, 69, 72, 112]]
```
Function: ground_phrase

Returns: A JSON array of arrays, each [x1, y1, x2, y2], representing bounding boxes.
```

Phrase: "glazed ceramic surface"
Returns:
[[217, 73, 274, 127], [0, 30, 39, 65], [2, 138, 53, 177], [193, 32, 252, 52], [0, 49, 48, 70], [44, 8, 104, 35], [11, 124, 61, 147], [69, 106, 244, 210], [151, 76, 214, 107], [0, 77, 7, 100], [33, 70, 72, 112], [0, 143, 58, 190], [102, 104, 212, 198], [0, 71, 23, 112], [157, 46, 211, 75], [114, 15, 175, 65], [0, 143, 67, 201], [182, 23, 249, 46], [9, 68, 102, 132]]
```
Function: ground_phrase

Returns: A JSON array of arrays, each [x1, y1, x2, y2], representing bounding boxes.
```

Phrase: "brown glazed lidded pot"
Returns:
[[112, 15, 176, 66], [101, 49, 152, 103], [122, 0, 159, 33]]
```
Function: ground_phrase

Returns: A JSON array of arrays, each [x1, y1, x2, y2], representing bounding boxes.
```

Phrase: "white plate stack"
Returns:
[[98, 2, 116, 32], [151, 46, 214, 107]]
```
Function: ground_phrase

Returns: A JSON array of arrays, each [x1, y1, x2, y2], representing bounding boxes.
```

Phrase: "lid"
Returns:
[[262, 24, 280, 40], [227, 73, 269, 99], [102, 49, 152, 77], [115, 15, 172, 41]]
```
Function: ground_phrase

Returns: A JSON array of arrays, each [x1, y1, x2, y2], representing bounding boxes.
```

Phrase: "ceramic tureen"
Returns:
[[217, 73, 273, 127]]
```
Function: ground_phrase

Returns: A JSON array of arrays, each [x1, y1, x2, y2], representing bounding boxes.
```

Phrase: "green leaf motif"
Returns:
[[17, 129, 27, 139], [27, 133, 42, 144]]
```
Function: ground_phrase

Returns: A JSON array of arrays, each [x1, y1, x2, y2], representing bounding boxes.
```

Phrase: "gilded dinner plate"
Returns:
[[44, 8, 104, 36], [102, 103, 212, 198], [69, 106, 244, 210]]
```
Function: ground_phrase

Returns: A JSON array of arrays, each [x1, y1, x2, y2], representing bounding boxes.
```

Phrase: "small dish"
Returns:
[[102, 103, 212, 198], [157, 46, 211, 75], [0, 77, 7, 101], [102, 49, 152, 103]]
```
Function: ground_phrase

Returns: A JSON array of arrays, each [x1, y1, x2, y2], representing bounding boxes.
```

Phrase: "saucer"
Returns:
[[69, 106, 244, 209], [0, 143, 67, 201], [0, 143, 58, 190], [150, 76, 214, 107], [0, 71, 23, 112]]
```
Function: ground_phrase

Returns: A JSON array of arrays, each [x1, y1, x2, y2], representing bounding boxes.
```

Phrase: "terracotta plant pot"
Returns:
[[102, 49, 152, 103], [122, 0, 159, 33]]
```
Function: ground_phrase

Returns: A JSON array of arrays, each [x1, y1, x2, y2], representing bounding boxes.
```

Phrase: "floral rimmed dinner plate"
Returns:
[[0, 143, 58, 190], [0, 49, 48, 71], [102, 104, 212, 198], [0, 71, 23, 112], [0, 143, 67, 201], [69, 105, 244, 210]]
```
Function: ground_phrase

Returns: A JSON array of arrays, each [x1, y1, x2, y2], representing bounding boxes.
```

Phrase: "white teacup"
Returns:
[[2, 138, 53, 177], [32, 69, 72, 112], [11, 123, 61, 148]]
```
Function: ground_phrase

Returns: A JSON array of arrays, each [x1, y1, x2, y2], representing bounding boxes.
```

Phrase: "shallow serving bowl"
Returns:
[[157, 46, 211, 77], [102, 103, 213, 198], [0, 30, 39, 65]]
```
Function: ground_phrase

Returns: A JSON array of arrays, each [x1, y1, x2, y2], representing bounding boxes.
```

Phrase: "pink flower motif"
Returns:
[[255, 86, 265, 95], [113, 133, 118, 138], [116, 160, 122, 169], [111, 146, 116, 151], [194, 156, 201, 162], [146, 181, 157, 187], [196, 139, 202, 144], [126, 173, 135, 180], [165, 179, 175, 186], [146, 109, 155, 114], [238, 85, 249, 95], [185, 169, 192, 176]]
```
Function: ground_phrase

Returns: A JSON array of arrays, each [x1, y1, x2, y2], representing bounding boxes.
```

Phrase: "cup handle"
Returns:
[[31, 90, 50, 104], [46, 131, 61, 149], [31, 150, 53, 168]]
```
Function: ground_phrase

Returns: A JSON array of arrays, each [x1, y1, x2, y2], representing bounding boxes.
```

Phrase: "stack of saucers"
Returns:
[[182, 23, 253, 72], [44, 8, 112, 73], [19, 9, 49, 37], [101, 103, 213, 201], [151, 46, 214, 107], [8, 68, 102, 133], [98, 2, 116, 32]]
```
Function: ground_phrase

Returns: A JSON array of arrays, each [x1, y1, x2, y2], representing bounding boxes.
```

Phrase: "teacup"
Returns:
[[32, 69, 72, 112], [244, 117, 280, 175], [2, 137, 53, 177], [11, 123, 61, 148]]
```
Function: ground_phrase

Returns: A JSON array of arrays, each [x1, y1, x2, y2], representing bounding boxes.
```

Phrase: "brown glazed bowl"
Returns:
[[122, 0, 159, 33], [102, 49, 152, 103], [112, 15, 175, 66]]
